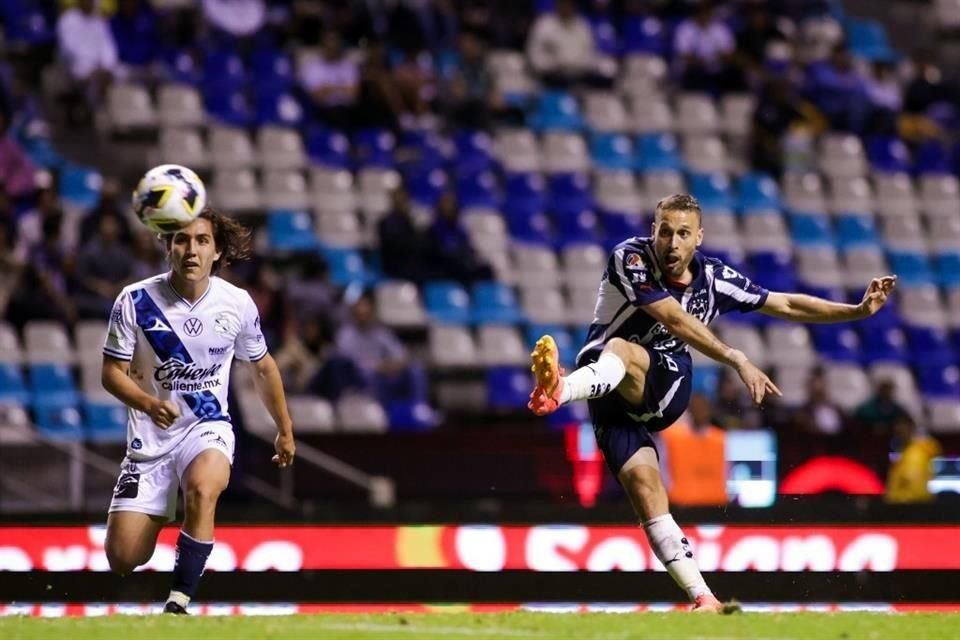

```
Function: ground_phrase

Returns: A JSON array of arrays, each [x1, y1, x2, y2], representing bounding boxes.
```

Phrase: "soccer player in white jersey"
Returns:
[[101, 208, 296, 614], [528, 194, 896, 611]]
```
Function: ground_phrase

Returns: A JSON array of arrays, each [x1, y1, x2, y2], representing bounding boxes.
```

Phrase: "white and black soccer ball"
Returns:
[[132, 164, 207, 234]]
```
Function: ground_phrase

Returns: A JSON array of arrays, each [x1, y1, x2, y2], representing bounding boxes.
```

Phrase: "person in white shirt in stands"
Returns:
[[672, 0, 743, 95], [299, 30, 360, 131], [526, 0, 605, 89], [101, 208, 296, 614], [56, 0, 118, 110], [202, 0, 266, 39]]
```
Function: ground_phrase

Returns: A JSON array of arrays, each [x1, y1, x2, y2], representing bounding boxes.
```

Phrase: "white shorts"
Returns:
[[108, 421, 235, 521]]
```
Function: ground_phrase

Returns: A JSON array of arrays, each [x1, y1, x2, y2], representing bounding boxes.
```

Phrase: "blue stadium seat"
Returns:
[[916, 365, 960, 397], [790, 214, 834, 247], [889, 252, 936, 287], [453, 131, 495, 177], [688, 173, 733, 210], [204, 87, 254, 127], [0, 363, 29, 405], [386, 401, 438, 432], [424, 281, 471, 324], [868, 136, 910, 173], [750, 252, 797, 292], [906, 327, 956, 367], [202, 48, 248, 90], [810, 324, 861, 362], [935, 253, 960, 287], [84, 403, 128, 443], [354, 129, 396, 168], [504, 173, 547, 211], [846, 19, 896, 61], [305, 128, 351, 168], [487, 367, 534, 410], [915, 140, 951, 176], [29, 364, 76, 395], [0, 1, 55, 45], [250, 47, 295, 90], [526, 325, 576, 368], [33, 396, 83, 441], [505, 207, 552, 245], [691, 365, 721, 399], [635, 133, 682, 171], [471, 282, 524, 324], [267, 210, 320, 252], [530, 91, 584, 132], [407, 168, 448, 207], [737, 173, 781, 211], [860, 326, 909, 364], [591, 134, 634, 170], [835, 215, 878, 249], [254, 89, 305, 127], [601, 210, 647, 249], [162, 47, 203, 86], [319, 247, 379, 286], [59, 165, 103, 211], [622, 16, 666, 54], [456, 171, 500, 209], [858, 300, 902, 332], [555, 209, 603, 249], [398, 130, 447, 177], [588, 16, 619, 56], [573, 325, 590, 348], [548, 173, 593, 216]]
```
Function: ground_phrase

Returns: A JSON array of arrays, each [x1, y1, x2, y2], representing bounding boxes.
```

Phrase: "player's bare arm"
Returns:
[[760, 275, 897, 322], [101, 354, 180, 429], [643, 296, 782, 405], [249, 353, 296, 467]]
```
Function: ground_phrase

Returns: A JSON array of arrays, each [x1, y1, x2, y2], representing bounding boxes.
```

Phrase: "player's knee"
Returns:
[[105, 545, 142, 576], [605, 337, 631, 360], [183, 482, 223, 510], [622, 465, 664, 504]]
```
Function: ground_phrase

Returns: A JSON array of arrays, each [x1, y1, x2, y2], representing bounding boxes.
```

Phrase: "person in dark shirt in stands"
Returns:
[[425, 190, 493, 286], [378, 186, 430, 285]]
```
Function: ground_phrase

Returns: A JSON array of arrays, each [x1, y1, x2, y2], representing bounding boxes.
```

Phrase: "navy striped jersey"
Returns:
[[575, 237, 769, 366]]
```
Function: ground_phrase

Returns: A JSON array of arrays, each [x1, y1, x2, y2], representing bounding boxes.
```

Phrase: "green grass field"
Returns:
[[3, 612, 959, 640]]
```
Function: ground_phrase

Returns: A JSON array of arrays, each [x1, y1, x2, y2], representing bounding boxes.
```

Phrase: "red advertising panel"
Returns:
[[1, 525, 957, 572]]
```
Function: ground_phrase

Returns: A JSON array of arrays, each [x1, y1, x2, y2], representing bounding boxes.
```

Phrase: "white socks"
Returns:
[[559, 352, 627, 404], [643, 514, 712, 601]]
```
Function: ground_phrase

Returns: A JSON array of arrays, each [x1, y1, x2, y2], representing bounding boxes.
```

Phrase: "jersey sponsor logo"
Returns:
[[113, 472, 140, 499], [144, 318, 172, 333], [208, 345, 230, 356], [154, 360, 223, 392], [625, 253, 644, 269], [183, 317, 203, 337], [131, 438, 143, 450]]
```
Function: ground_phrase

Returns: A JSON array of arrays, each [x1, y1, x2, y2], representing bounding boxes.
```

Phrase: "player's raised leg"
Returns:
[[617, 449, 723, 612], [164, 449, 231, 614], [105, 511, 166, 575], [528, 336, 638, 415]]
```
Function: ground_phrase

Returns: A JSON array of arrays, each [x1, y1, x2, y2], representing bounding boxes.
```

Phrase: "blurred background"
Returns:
[[1, 0, 960, 612]]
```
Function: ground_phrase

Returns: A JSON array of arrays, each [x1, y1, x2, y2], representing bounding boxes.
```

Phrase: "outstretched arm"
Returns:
[[760, 276, 897, 322], [644, 296, 782, 404], [249, 353, 296, 468]]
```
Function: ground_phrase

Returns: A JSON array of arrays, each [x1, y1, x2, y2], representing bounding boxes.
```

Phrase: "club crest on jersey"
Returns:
[[625, 253, 644, 269], [184, 317, 203, 337], [214, 311, 238, 336]]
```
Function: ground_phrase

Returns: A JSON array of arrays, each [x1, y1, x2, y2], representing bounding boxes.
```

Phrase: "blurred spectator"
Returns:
[[751, 77, 825, 176], [734, 1, 789, 80], [131, 228, 166, 278], [0, 102, 38, 200], [16, 187, 75, 255], [793, 367, 845, 436], [425, 191, 493, 286], [202, 0, 266, 39], [78, 178, 133, 246], [378, 186, 430, 285], [886, 415, 941, 504], [56, 0, 118, 111], [275, 316, 330, 393], [440, 30, 498, 129], [901, 50, 955, 141], [864, 60, 901, 135], [855, 379, 911, 439], [110, 0, 159, 77], [387, 0, 459, 55], [0, 191, 24, 318], [392, 46, 438, 124], [805, 44, 870, 132], [244, 261, 284, 347], [284, 254, 338, 324], [299, 30, 359, 131], [713, 369, 763, 430], [9, 212, 76, 326], [526, 0, 601, 89], [673, 0, 743, 94], [354, 41, 405, 130], [335, 291, 427, 404], [322, 0, 374, 48], [73, 213, 138, 318], [660, 393, 728, 506]]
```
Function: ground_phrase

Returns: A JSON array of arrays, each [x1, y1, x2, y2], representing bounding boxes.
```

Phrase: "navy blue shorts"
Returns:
[[587, 348, 693, 477]]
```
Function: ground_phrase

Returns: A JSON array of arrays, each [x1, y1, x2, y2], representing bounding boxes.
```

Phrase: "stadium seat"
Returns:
[[542, 133, 590, 174], [741, 212, 790, 254], [306, 129, 351, 169], [899, 286, 947, 329], [83, 402, 127, 443], [373, 281, 426, 329], [354, 129, 396, 169], [824, 364, 872, 411], [203, 48, 247, 90], [203, 87, 253, 127], [928, 399, 960, 433], [874, 172, 918, 218], [629, 96, 674, 133], [336, 394, 388, 433], [847, 19, 895, 61], [519, 286, 568, 325], [320, 247, 379, 286], [74, 321, 108, 357], [463, 210, 508, 248], [262, 170, 309, 210], [819, 134, 867, 179], [0, 363, 28, 405], [811, 324, 861, 362], [470, 282, 524, 325], [601, 211, 646, 248], [643, 171, 686, 208], [0, 323, 23, 364], [386, 400, 438, 431], [477, 325, 528, 366], [737, 173, 781, 211], [829, 177, 875, 215], [358, 168, 401, 219], [562, 244, 607, 289], [765, 324, 816, 368], [907, 327, 956, 367], [456, 171, 500, 209], [635, 133, 682, 172], [919, 175, 960, 218], [58, 165, 102, 212], [916, 365, 960, 397], [861, 326, 909, 364], [287, 396, 335, 434], [882, 216, 927, 253], [257, 126, 307, 170], [495, 130, 541, 173], [513, 244, 561, 289], [316, 210, 368, 248], [153, 127, 210, 171], [548, 173, 593, 215], [424, 281, 471, 325], [590, 133, 633, 170], [208, 126, 256, 169], [486, 367, 535, 410], [888, 252, 936, 287], [250, 47, 295, 89], [24, 322, 74, 365], [929, 217, 960, 254], [796, 246, 843, 288], [506, 207, 552, 246], [0, 403, 33, 445], [750, 252, 797, 292], [267, 210, 320, 252], [104, 83, 158, 132], [688, 173, 733, 210], [936, 253, 960, 287], [783, 173, 827, 214], [835, 215, 878, 249], [774, 366, 814, 407], [843, 246, 889, 290], [584, 92, 629, 133], [683, 136, 728, 174], [429, 324, 478, 368], [33, 401, 84, 441], [310, 168, 356, 214], [530, 91, 584, 132], [453, 130, 495, 177], [675, 93, 719, 136], [595, 171, 641, 212], [157, 84, 206, 128], [398, 129, 447, 177], [525, 325, 576, 367], [790, 214, 833, 247], [720, 94, 755, 137], [868, 136, 911, 174], [717, 324, 767, 367]]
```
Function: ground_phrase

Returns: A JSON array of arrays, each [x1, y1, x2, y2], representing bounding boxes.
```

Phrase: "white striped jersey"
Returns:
[[576, 237, 769, 366], [103, 272, 267, 461]]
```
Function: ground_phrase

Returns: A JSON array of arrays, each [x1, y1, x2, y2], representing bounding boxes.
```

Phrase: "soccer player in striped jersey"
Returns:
[[528, 194, 896, 611], [101, 209, 296, 614]]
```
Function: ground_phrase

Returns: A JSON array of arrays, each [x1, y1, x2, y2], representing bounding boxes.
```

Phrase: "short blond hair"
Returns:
[[654, 194, 702, 225]]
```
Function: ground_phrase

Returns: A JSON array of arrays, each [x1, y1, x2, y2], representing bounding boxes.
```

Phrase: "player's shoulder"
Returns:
[[612, 236, 656, 267], [210, 276, 256, 309]]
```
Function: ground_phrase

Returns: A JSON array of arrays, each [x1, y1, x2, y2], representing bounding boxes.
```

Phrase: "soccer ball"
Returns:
[[132, 164, 206, 234]]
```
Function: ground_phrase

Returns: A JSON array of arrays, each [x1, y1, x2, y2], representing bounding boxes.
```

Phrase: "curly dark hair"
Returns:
[[164, 207, 252, 274], [654, 193, 702, 225]]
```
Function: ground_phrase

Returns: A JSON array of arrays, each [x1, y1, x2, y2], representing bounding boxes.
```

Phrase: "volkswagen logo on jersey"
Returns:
[[184, 317, 203, 336]]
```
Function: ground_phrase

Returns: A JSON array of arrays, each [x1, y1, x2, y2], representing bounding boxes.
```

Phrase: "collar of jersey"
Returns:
[[164, 271, 214, 310]]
